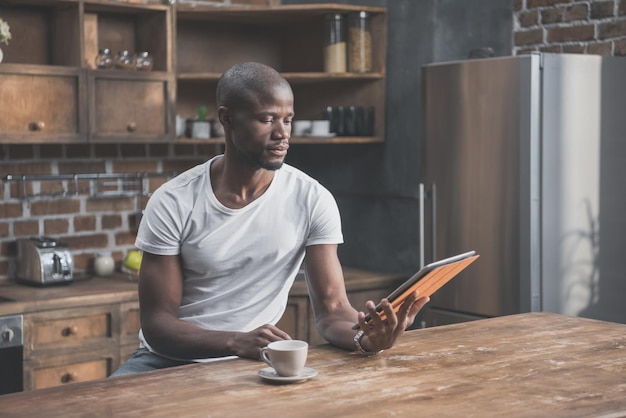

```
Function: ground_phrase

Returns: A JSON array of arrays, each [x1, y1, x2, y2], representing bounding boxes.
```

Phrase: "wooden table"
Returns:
[[1, 312, 625, 417]]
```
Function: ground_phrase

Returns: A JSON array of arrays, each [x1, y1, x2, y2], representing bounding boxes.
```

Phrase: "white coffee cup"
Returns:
[[260, 340, 308, 377], [292, 120, 312, 136], [310, 120, 331, 136]]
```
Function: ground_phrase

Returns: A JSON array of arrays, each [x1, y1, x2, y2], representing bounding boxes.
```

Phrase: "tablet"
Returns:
[[353, 250, 479, 329]]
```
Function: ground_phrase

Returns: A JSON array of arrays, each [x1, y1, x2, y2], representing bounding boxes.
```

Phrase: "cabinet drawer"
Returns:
[[24, 306, 114, 354], [0, 68, 83, 139], [29, 358, 111, 390]]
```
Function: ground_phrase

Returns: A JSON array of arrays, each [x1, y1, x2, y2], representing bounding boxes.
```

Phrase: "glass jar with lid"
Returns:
[[348, 11, 372, 73], [135, 51, 153, 72], [115, 50, 136, 71], [324, 14, 347, 73], [95, 48, 114, 70]]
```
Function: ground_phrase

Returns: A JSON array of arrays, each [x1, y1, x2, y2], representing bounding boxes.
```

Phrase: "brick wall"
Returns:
[[514, 0, 626, 55], [0, 143, 219, 282]]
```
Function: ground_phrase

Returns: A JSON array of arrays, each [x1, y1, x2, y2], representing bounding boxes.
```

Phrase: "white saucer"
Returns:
[[258, 367, 318, 383]]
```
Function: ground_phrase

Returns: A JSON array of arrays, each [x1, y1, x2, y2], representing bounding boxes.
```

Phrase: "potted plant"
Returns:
[[191, 104, 211, 139], [0, 17, 11, 63]]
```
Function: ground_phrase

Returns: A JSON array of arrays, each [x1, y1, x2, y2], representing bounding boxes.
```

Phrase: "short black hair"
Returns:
[[216, 62, 292, 111]]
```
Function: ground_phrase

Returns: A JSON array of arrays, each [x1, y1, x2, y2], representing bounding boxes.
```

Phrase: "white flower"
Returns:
[[0, 18, 11, 45]]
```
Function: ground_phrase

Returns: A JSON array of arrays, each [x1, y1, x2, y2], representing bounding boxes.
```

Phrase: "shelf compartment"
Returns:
[[83, 1, 172, 72], [0, 1, 81, 67]]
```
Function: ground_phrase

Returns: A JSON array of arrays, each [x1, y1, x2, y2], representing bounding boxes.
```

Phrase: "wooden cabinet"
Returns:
[[175, 4, 387, 145], [0, 0, 174, 144], [276, 269, 405, 345], [21, 300, 140, 391]]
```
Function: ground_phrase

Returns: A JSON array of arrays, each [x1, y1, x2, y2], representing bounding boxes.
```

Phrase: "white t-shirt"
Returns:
[[135, 155, 343, 360]]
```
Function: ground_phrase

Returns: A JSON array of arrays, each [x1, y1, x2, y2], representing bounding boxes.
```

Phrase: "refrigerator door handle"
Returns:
[[430, 183, 437, 263], [419, 183, 437, 268]]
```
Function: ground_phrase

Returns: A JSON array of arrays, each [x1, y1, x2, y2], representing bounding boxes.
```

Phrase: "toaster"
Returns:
[[16, 237, 73, 286]]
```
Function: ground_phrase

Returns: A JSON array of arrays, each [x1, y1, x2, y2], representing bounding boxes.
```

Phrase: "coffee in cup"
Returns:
[[260, 340, 308, 377]]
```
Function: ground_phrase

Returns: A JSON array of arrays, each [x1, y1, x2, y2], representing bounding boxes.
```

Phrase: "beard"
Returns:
[[240, 149, 284, 171]]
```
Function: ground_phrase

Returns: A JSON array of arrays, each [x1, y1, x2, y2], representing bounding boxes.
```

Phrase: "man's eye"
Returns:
[[284, 120, 292, 125]]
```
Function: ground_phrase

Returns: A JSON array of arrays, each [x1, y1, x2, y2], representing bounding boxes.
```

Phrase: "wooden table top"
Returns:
[[1, 312, 625, 417]]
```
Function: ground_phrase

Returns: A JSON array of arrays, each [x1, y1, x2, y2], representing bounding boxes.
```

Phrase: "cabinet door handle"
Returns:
[[60, 372, 77, 384], [127, 122, 137, 132], [28, 121, 46, 131], [61, 325, 78, 337]]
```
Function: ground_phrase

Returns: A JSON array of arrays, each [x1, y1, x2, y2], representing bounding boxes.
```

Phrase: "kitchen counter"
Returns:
[[0, 274, 139, 317], [1, 312, 625, 417]]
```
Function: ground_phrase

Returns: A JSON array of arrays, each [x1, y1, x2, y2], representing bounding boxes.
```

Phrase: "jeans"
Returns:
[[109, 347, 193, 377]]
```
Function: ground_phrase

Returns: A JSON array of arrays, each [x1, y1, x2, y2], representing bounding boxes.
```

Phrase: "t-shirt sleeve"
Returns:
[[135, 186, 184, 256], [306, 185, 344, 246]]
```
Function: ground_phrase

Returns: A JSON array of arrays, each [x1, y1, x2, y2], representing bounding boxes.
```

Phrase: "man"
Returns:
[[111, 62, 429, 376]]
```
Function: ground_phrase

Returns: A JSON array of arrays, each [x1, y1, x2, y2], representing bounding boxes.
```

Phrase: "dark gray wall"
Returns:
[[284, 0, 512, 275]]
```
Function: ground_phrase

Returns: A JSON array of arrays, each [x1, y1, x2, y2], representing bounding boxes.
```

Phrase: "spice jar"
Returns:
[[324, 14, 347, 73], [94, 252, 115, 276], [115, 50, 136, 71], [95, 48, 114, 69], [348, 11, 372, 73], [135, 51, 153, 72]]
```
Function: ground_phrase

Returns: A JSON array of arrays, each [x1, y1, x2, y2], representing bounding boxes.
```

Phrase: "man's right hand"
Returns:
[[229, 324, 292, 360]]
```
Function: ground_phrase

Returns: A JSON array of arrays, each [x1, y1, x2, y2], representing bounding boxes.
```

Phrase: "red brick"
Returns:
[[7, 145, 35, 159], [102, 214, 122, 229], [120, 144, 148, 158], [30, 199, 81, 216], [0, 203, 23, 218], [614, 38, 626, 55], [542, 7, 564, 24], [520, 10, 540, 27], [598, 18, 626, 39], [562, 43, 586, 53], [72, 253, 92, 272], [44, 218, 69, 235], [0, 222, 9, 237], [513, 0, 524, 12], [111, 160, 158, 173], [39, 181, 66, 196], [62, 233, 109, 250], [115, 231, 137, 246], [148, 144, 170, 157], [196, 143, 221, 157], [39, 144, 64, 159], [548, 24, 595, 42], [540, 44, 563, 52], [58, 161, 106, 174], [588, 41, 613, 55], [14, 220, 39, 237], [0, 162, 52, 178], [74, 215, 97, 232], [163, 159, 205, 174], [564, 3, 589, 21], [591, 1, 616, 19], [94, 144, 119, 158], [0, 260, 8, 277], [173, 143, 197, 156], [86, 197, 134, 212], [528, 0, 571, 8], [66, 144, 92, 159], [620, 0, 626, 16]]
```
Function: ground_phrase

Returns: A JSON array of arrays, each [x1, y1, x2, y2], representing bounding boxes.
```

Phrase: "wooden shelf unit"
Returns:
[[0, 1, 387, 144]]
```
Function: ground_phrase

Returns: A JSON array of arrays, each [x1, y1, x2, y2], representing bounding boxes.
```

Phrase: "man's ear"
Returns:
[[217, 106, 230, 128]]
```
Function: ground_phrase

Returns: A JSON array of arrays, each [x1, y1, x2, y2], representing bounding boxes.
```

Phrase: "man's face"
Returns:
[[229, 85, 294, 171]]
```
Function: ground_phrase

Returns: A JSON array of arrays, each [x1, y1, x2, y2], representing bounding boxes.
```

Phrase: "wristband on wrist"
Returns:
[[353, 330, 383, 356]]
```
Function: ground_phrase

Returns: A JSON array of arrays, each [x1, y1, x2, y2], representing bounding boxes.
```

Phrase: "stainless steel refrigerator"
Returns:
[[419, 53, 626, 327]]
